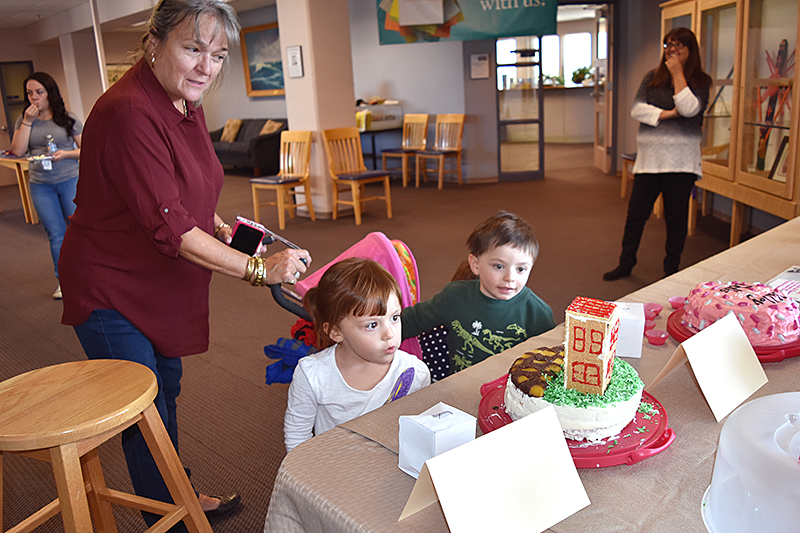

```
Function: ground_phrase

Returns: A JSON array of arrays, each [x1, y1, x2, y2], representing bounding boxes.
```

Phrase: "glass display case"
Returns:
[[699, 0, 740, 180], [661, 0, 800, 245], [736, 0, 797, 198]]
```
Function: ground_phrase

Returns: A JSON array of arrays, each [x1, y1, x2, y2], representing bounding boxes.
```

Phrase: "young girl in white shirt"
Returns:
[[284, 258, 431, 453]]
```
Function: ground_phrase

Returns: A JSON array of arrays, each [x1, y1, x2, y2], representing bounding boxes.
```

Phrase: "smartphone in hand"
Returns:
[[229, 216, 266, 256]]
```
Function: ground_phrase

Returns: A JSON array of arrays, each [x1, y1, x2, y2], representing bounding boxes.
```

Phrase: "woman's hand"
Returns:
[[665, 55, 683, 78], [659, 107, 680, 121], [23, 104, 39, 123], [665, 55, 688, 94], [215, 224, 233, 244], [51, 150, 66, 161], [261, 248, 312, 286]]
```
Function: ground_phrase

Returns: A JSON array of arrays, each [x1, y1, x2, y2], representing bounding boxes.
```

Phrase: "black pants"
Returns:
[[618, 172, 696, 274]]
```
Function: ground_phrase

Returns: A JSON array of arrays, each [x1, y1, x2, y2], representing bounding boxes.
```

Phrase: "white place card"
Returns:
[[767, 265, 800, 302], [647, 313, 767, 421], [399, 406, 590, 532]]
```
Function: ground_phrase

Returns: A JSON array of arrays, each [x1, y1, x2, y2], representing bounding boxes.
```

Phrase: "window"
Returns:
[[496, 38, 518, 90], [563, 32, 592, 87], [541, 35, 560, 78], [496, 31, 594, 88]]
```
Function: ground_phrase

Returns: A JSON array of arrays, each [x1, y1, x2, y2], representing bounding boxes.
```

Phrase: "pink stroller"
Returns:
[[266, 231, 449, 382]]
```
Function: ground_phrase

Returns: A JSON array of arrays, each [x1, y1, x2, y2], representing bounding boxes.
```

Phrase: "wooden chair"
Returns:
[[0, 359, 211, 533], [416, 114, 465, 189], [321, 127, 392, 225], [381, 114, 429, 187], [251, 130, 316, 230]]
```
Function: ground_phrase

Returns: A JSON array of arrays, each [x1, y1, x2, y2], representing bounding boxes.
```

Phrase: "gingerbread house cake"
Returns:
[[564, 296, 621, 395]]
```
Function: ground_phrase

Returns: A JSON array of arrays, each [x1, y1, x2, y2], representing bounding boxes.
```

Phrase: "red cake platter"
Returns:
[[478, 376, 675, 468], [666, 310, 800, 363]]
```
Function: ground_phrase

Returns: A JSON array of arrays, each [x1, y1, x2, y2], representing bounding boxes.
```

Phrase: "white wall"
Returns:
[[202, 6, 288, 132], [348, 0, 464, 114]]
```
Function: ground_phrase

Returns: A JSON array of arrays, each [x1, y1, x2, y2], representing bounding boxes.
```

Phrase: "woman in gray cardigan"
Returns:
[[604, 27, 711, 281]]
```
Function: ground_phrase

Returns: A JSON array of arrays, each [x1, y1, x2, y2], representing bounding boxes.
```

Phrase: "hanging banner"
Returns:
[[378, 0, 557, 45]]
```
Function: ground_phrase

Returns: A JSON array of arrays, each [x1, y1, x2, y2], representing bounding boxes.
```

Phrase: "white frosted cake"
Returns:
[[504, 346, 644, 442]]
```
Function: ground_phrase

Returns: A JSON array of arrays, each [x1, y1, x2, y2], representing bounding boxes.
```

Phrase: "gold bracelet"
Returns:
[[214, 222, 231, 238], [243, 257, 256, 282], [251, 257, 265, 287]]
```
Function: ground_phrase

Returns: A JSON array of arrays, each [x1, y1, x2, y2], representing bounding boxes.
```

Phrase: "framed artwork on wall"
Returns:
[[240, 23, 285, 97]]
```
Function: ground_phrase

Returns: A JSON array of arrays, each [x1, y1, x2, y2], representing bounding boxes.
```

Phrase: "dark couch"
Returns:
[[209, 118, 287, 176]]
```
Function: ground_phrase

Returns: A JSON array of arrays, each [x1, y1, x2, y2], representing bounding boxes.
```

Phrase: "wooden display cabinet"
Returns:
[[661, 0, 800, 246]]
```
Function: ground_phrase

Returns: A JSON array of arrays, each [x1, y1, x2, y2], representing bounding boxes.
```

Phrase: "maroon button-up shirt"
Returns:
[[60, 59, 224, 356]]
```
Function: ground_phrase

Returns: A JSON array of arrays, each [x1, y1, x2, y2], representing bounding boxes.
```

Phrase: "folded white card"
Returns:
[[647, 313, 767, 421], [399, 406, 590, 532], [399, 402, 476, 478]]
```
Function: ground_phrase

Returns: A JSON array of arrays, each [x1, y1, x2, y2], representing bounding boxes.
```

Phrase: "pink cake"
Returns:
[[681, 281, 800, 346]]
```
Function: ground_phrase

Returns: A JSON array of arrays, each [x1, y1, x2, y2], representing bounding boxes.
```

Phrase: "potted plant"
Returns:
[[571, 66, 592, 85], [544, 74, 564, 86]]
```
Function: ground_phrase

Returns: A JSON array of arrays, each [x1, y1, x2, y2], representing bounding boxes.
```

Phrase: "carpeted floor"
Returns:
[[0, 144, 735, 532]]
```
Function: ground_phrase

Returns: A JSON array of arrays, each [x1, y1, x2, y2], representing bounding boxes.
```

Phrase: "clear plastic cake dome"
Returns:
[[702, 392, 800, 532]]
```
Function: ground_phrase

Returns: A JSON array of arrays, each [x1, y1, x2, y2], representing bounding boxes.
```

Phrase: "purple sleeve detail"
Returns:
[[385, 367, 416, 404]]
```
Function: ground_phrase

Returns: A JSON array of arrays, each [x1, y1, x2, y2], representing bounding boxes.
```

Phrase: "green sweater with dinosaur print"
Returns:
[[401, 280, 556, 375]]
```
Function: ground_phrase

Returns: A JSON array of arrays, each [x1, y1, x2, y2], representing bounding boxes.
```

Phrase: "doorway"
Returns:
[[495, 3, 616, 180]]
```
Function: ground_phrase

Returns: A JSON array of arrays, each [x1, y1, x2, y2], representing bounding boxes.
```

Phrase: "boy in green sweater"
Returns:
[[402, 211, 556, 375]]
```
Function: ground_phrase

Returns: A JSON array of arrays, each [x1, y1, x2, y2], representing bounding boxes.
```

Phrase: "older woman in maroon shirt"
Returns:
[[59, 0, 310, 528]]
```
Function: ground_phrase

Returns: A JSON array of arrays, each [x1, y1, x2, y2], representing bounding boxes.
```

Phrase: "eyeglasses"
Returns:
[[663, 41, 686, 51]]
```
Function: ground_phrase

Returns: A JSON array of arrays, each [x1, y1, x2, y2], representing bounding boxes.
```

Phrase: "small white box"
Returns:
[[399, 402, 476, 479], [614, 301, 645, 359]]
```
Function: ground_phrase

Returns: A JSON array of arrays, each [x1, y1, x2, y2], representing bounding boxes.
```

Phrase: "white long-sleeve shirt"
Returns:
[[284, 346, 430, 452]]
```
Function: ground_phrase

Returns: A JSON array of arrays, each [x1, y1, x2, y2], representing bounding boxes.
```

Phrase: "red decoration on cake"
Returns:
[[564, 297, 620, 395], [567, 296, 618, 319]]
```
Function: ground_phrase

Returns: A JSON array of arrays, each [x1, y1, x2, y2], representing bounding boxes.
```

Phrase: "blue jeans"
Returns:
[[29, 177, 78, 279], [74, 309, 191, 533]]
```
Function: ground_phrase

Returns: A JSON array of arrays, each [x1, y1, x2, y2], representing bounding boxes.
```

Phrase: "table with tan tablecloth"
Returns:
[[265, 217, 800, 533]]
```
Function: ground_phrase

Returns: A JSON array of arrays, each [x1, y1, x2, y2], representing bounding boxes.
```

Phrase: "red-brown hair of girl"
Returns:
[[303, 257, 403, 349]]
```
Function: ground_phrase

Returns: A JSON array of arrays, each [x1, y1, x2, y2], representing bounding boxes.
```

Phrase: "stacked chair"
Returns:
[[381, 113, 429, 187], [416, 113, 465, 189], [322, 127, 392, 225]]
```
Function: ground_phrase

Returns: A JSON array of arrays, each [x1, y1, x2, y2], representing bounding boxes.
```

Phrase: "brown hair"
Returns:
[[650, 27, 711, 90], [303, 258, 403, 349], [23, 72, 76, 138], [467, 211, 539, 263]]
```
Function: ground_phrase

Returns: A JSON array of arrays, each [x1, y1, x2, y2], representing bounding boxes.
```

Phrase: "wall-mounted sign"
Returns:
[[378, 0, 557, 45], [470, 54, 490, 79], [287, 46, 304, 79]]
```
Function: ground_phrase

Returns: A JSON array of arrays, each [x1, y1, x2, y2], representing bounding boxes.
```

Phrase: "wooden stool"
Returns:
[[0, 359, 211, 533], [620, 152, 662, 218]]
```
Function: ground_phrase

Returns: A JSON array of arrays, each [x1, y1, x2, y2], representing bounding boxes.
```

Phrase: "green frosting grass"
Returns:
[[542, 358, 644, 408]]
